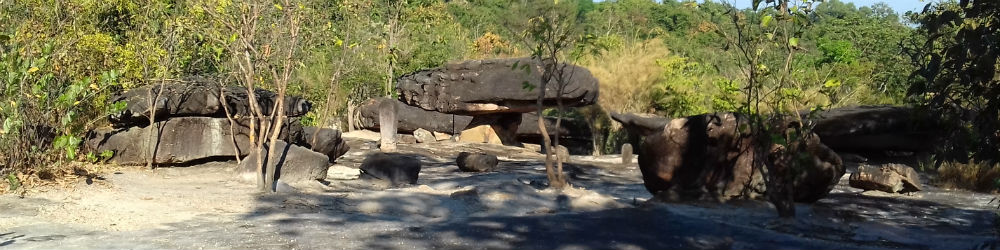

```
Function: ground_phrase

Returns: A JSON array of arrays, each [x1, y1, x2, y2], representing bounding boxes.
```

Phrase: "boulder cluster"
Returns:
[[85, 81, 349, 183]]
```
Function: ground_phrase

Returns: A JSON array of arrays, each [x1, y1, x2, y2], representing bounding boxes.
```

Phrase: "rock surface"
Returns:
[[638, 113, 844, 202], [456, 152, 499, 172], [239, 140, 330, 184], [359, 153, 422, 186], [396, 58, 599, 115], [849, 163, 923, 193], [109, 81, 311, 127]]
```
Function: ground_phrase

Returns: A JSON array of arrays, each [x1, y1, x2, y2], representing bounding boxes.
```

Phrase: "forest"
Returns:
[[0, 0, 998, 209]]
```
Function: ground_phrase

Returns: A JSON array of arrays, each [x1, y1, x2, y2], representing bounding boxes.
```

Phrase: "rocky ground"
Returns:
[[1, 131, 997, 250]]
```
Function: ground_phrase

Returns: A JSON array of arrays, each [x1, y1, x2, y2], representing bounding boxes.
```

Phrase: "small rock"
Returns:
[[359, 153, 422, 187], [849, 163, 922, 193], [413, 128, 436, 143], [456, 152, 499, 172], [238, 140, 330, 184], [326, 165, 361, 180], [621, 143, 633, 164], [432, 131, 452, 141]]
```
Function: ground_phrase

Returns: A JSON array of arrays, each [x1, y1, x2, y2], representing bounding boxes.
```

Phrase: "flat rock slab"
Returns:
[[110, 80, 312, 127], [808, 105, 938, 153], [397, 57, 599, 115], [86, 117, 304, 165], [239, 140, 330, 184]]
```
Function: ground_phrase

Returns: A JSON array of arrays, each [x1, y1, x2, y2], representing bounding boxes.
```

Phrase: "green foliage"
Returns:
[[906, 0, 1000, 162]]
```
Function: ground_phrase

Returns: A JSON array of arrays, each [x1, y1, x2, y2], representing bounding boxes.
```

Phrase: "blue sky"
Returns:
[[706, 0, 931, 14]]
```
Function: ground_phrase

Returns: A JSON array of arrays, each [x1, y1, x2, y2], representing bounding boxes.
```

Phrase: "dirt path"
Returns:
[[1, 135, 997, 249]]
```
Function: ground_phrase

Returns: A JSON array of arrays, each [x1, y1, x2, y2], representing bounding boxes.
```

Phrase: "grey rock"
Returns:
[[397, 57, 599, 115], [456, 152, 499, 172], [359, 153, 421, 187], [297, 127, 350, 163], [239, 140, 330, 184], [621, 143, 633, 164], [109, 80, 311, 127], [849, 163, 923, 193], [610, 112, 670, 137], [413, 128, 436, 143]]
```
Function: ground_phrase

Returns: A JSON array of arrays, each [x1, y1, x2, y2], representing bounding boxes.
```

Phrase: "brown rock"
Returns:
[[849, 164, 922, 193], [413, 128, 436, 143], [456, 152, 499, 172], [637, 113, 844, 202]]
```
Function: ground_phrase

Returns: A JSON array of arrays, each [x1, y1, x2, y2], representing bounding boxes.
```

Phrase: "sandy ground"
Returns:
[[1, 131, 997, 249]]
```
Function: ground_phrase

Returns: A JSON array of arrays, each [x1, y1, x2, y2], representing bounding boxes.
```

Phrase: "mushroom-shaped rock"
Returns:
[[396, 57, 599, 115]]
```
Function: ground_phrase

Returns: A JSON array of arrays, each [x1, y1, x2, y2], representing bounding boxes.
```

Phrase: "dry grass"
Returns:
[[936, 161, 1000, 193], [581, 39, 671, 115], [0, 162, 118, 195]]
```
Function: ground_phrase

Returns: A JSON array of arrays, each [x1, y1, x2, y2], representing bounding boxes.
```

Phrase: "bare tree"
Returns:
[[204, 0, 304, 192]]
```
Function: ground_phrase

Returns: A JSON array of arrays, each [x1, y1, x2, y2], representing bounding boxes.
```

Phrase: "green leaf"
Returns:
[[761, 15, 773, 27], [823, 79, 842, 88], [521, 81, 536, 91], [789, 37, 799, 47], [6, 173, 19, 191], [770, 133, 787, 146]]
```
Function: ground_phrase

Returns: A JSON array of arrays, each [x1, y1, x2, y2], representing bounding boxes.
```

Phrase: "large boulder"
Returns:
[[638, 113, 844, 202], [239, 140, 330, 184], [849, 163, 923, 193], [359, 153, 422, 187], [86, 117, 303, 165], [396, 58, 599, 115], [808, 106, 937, 153], [110, 81, 312, 127]]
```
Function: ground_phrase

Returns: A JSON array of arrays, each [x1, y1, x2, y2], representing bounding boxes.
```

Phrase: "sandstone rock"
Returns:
[[357, 98, 589, 139], [359, 153, 421, 187], [621, 143, 634, 164], [379, 99, 398, 152], [432, 131, 451, 141], [239, 140, 330, 184], [458, 114, 521, 146], [298, 127, 350, 163], [849, 164, 922, 193], [413, 128, 436, 143], [109, 81, 311, 127], [397, 57, 599, 115], [86, 117, 303, 165], [456, 152, 499, 172], [610, 112, 670, 137], [637, 113, 844, 202], [808, 106, 937, 153]]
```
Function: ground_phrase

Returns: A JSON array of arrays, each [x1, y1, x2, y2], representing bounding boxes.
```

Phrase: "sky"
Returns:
[[705, 0, 930, 14]]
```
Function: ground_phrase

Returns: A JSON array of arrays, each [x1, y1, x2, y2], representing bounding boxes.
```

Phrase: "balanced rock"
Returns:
[[638, 113, 844, 202], [397, 57, 599, 115], [456, 152, 499, 172], [109, 81, 311, 127], [359, 153, 422, 186], [849, 163, 922, 193], [239, 140, 330, 184]]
